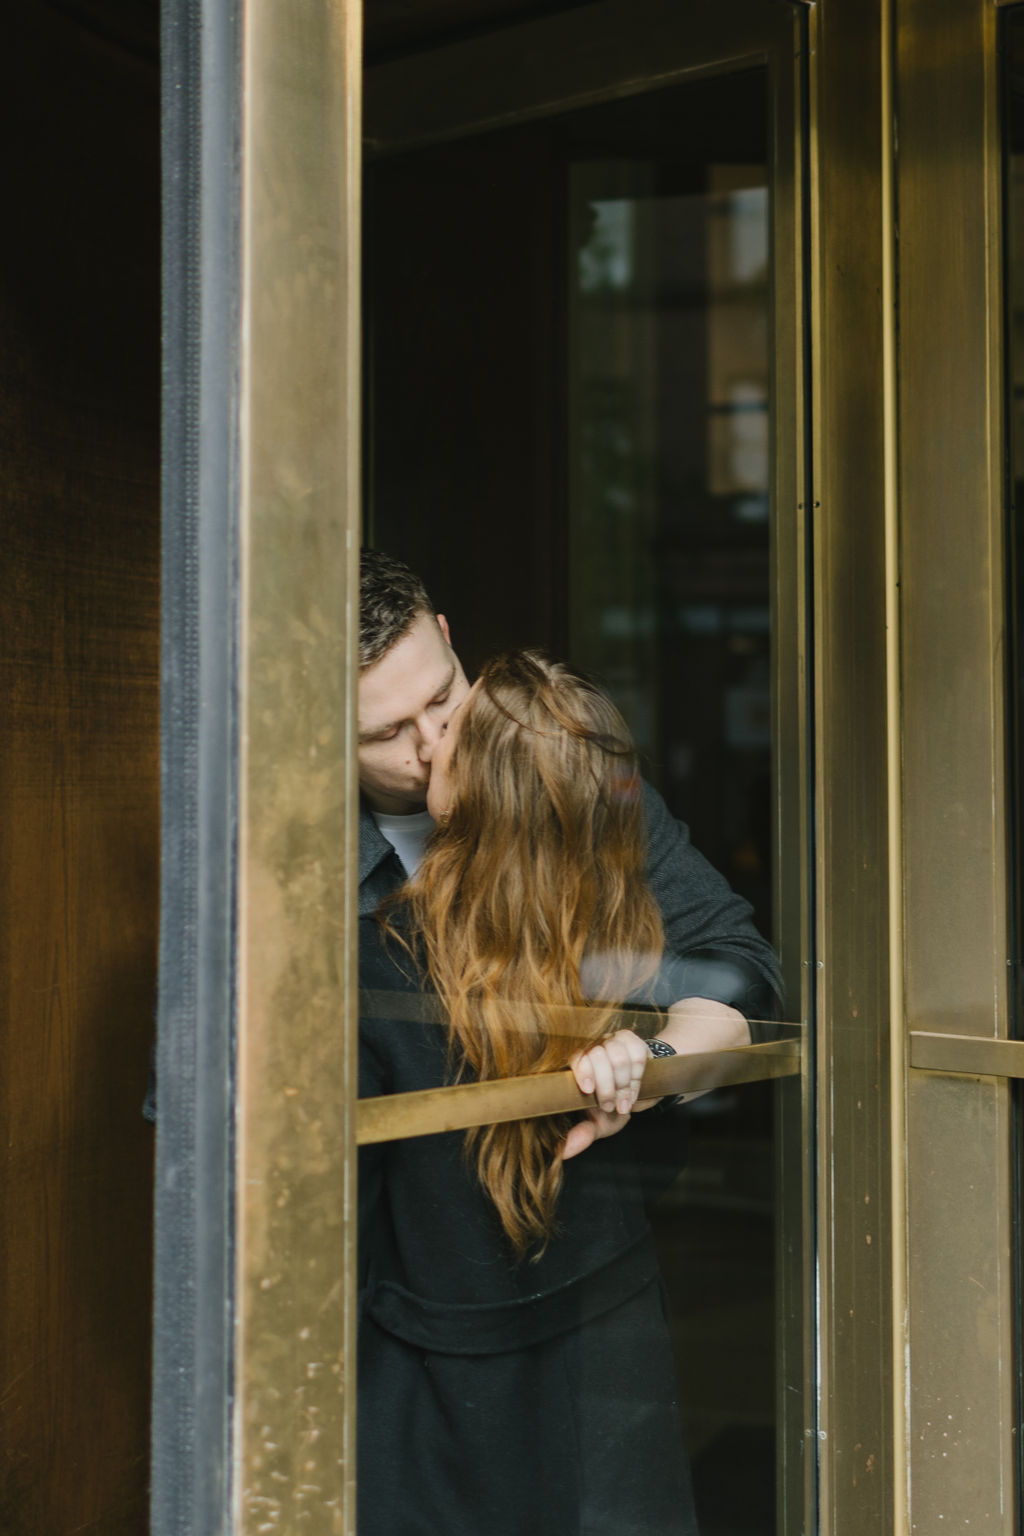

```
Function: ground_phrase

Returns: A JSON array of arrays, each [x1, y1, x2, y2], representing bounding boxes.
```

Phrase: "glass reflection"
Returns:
[[568, 124, 775, 1536], [570, 157, 772, 939]]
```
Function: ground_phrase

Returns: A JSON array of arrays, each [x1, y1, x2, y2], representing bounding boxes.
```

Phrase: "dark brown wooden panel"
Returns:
[[0, 10, 159, 1533]]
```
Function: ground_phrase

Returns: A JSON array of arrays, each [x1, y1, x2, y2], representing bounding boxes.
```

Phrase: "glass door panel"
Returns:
[[363, 7, 811, 1533]]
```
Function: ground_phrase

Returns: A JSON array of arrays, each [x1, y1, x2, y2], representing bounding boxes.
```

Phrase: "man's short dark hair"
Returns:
[[360, 549, 435, 669]]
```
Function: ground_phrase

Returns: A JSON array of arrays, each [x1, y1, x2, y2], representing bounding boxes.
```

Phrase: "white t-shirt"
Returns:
[[371, 809, 435, 879]]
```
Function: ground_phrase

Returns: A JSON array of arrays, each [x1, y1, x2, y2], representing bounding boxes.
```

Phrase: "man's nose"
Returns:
[[416, 716, 444, 761]]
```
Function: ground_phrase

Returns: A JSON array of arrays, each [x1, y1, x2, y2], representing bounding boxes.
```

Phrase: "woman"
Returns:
[[358, 651, 700, 1536]]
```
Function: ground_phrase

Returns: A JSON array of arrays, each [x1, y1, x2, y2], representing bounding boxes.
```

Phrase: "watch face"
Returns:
[[647, 1038, 677, 1058]]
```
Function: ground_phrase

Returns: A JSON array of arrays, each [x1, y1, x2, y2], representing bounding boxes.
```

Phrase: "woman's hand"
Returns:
[[561, 1029, 658, 1161]]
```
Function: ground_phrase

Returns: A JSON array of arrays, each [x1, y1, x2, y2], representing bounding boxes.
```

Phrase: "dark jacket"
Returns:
[[358, 920, 698, 1536]]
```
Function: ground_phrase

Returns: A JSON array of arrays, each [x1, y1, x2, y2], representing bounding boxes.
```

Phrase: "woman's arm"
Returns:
[[659, 996, 750, 1063]]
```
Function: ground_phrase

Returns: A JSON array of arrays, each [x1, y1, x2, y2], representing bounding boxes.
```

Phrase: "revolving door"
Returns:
[[149, 2, 1022, 1534]]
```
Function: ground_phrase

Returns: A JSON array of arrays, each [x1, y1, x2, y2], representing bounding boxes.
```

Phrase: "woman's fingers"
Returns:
[[571, 1029, 649, 1117], [561, 1105, 627, 1161], [563, 1033, 662, 1160], [561, 1117, 598, 1161], [570, 1048, 596, 1096]]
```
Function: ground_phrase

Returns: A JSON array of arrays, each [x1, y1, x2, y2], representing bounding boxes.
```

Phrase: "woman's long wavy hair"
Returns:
[[386, 650, 664, 1258]]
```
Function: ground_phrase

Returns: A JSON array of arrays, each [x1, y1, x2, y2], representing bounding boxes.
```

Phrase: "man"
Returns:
[[357, 550, 783, 1152]]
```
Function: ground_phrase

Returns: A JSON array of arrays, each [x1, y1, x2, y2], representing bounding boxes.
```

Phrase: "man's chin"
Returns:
[[360, 778, 430, 816], [386, 793, 429, 816]]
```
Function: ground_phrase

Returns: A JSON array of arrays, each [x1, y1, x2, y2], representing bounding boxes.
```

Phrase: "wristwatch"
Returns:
[[646, 1037, 677, 1058]]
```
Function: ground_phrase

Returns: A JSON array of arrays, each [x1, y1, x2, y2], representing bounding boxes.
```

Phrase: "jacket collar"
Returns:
[[358, 797, 395, 884]]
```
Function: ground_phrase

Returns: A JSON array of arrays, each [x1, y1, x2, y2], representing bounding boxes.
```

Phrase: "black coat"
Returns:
[[358, 920, 698, 1536]]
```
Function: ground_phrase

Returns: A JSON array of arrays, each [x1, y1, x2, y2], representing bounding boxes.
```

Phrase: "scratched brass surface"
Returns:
[[234, 1, 362, 1532], [910, 1033, 1024, 1081], [897, 1, 1016, 1530], [358, 1039, 801, 1145], [808, 3, 897, 1531], [898, 0, 1009, 1058]]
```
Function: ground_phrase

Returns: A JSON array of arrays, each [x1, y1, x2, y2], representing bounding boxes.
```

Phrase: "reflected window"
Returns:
[[569, 119, 772, 939]]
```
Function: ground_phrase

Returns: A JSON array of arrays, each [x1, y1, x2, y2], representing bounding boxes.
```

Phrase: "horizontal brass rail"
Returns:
[[357, 1037, 801, 1146], [909, 1031, 1024, 1080]]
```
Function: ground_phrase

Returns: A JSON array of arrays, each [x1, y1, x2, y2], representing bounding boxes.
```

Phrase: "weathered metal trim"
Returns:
[[233, 0, 362, 1531], [898, 0, 1014, 1529], [357, 1039, 802, 1146], [808, 2, 894, 1529], [909, 1032, 1024, 1079]]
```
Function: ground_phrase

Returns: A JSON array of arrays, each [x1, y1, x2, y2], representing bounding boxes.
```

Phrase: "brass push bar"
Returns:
[[909, 1031, 1024, 1079], [357, 1037, 801, 1146]]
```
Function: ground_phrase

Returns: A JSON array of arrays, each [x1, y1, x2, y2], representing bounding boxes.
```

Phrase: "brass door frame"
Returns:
[[807, 5, 899, 1531], [154, 2, 362, 1532], [897, 0, 1015, 1531], [233, 3, 362, 1533], [812, 2, 1017, 1533]]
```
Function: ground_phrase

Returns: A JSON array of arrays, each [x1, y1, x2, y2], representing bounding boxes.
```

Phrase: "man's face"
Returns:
[[425, 678, 478, 823], [358, 612, 470, 814]]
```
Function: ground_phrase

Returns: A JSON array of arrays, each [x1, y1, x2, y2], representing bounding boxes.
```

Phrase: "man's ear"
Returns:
[[436, 613, 452, 645]]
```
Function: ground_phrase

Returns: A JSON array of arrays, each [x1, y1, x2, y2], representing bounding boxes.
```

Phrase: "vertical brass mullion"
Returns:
[[767, 13, 816, 1536], [809, 2, 895, 1532], [880, 0, 908, 1528], [234, 2, 362, 1533], [897, 0, 1015, 1530]]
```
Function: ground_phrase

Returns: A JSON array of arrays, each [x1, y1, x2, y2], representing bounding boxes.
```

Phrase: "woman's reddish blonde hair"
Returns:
[[389, 650, 663, 1257]]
